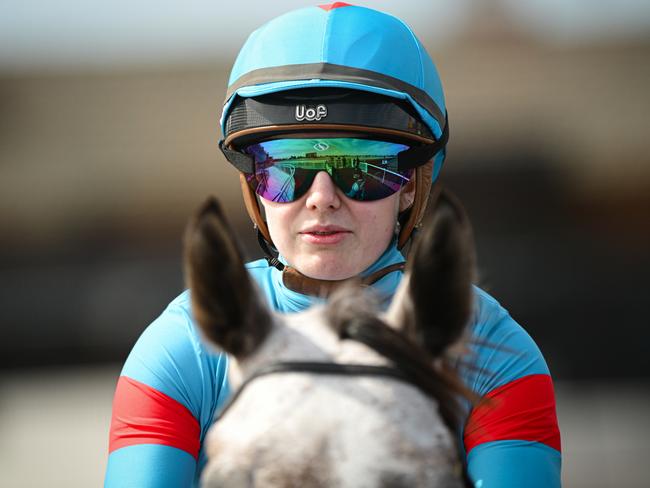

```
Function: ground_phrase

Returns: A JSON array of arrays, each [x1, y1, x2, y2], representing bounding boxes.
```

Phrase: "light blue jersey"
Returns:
[[106, 242, 561, 487]]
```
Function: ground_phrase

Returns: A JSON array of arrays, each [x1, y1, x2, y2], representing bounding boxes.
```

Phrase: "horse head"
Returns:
[[184, 190, 476, 488]]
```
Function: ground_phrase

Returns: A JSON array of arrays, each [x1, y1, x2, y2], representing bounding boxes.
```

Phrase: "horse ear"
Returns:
[[183, 197, 272, 358], [386, 189, 476, 357]]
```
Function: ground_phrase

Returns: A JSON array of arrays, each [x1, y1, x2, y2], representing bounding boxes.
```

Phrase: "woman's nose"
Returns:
[[304, 171, 341, 211]]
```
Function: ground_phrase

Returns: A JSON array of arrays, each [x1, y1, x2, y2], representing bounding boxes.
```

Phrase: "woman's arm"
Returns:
[[105, 292, 229, 487], [463, 288, 562, 487]]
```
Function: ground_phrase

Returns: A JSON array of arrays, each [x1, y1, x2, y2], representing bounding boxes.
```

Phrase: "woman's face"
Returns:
[[261, 171, 413, 281]]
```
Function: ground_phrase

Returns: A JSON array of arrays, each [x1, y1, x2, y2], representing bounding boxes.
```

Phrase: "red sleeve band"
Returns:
[[109, 376, 201, 459], [464, 374, 561, 453]]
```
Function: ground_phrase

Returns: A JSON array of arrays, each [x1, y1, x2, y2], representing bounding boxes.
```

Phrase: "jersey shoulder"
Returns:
[[463, 288, 562, 485], [120, 290, 229, 425], [467, 286, 550, 395], [108, 291, 231, 483]]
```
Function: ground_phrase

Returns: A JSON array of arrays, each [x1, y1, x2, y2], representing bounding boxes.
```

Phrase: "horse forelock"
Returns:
[[326, 283, 467, 438]]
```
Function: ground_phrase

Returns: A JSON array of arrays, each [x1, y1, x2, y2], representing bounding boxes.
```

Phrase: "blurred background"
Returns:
[[0, 0, 648, 486]]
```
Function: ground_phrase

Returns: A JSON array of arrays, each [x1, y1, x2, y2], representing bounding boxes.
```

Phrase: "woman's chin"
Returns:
[[293, 257, 361, 281]]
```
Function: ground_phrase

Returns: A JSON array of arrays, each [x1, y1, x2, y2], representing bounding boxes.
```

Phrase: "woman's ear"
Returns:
[[398, 175, 417, 212]]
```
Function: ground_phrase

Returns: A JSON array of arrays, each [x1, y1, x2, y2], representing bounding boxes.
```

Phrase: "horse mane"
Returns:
[[327, 287, 477, 488]]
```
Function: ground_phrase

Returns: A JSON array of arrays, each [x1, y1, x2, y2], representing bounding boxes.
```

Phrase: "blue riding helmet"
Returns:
[[220, 2, 448, 181], [220, 3, 449, 248]]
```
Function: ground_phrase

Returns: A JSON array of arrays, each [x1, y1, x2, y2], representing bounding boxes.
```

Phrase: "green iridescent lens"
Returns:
[[244, 138, 412, 202]]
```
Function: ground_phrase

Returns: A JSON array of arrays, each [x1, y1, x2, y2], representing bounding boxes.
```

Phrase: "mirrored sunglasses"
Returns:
[[242, 138, 414, 203]]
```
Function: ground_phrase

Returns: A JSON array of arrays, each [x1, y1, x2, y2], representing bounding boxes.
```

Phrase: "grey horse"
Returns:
[[184, 190, 476, 488]]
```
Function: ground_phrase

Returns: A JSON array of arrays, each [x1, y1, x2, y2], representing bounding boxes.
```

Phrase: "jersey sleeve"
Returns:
[[105, 292, 230, 488], [462, 288, 562, 488]]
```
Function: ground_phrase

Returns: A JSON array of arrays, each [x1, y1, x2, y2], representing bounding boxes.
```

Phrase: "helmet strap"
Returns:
[[256, 228, 284, 271], [239, 173, 273, 244], [239, 173, 285, 270], [397, 161, 438, 249]]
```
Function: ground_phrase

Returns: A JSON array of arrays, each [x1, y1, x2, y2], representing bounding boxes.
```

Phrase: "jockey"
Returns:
[[105, 4, 561, 487]]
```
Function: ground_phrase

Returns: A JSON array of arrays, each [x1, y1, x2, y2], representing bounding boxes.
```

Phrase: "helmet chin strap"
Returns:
[[240, 173, 273, 244], [256, 227, 284, 271], [398, 162, 436, 248], [238, 168, 438, 298]]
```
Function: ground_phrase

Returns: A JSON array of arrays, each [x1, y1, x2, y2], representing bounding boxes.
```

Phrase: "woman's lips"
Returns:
[[299, 226, 351, 245]]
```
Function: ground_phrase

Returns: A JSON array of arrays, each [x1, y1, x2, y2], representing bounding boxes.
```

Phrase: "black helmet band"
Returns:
[[225, 62, 446, 130], [221, 87, 448, 173]]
